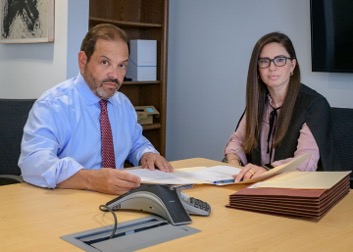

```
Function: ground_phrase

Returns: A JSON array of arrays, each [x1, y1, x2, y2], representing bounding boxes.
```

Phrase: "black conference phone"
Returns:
[[103, 184, 211, 226]]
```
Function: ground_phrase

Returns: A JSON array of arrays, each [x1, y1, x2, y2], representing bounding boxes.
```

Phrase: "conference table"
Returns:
[[1, 158, 352, 251]]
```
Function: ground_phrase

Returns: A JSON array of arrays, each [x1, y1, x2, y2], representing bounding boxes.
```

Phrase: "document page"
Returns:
[[126, 165, 241, 185], [126, 154, 309, 186], [236, 153, 310, 184]]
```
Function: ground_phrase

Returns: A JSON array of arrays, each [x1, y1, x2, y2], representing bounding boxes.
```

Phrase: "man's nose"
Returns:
[[108, 67, 120, 81]]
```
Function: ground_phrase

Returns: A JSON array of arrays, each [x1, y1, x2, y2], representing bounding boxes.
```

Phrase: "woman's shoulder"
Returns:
[[297, 83, 330, 109], [299, 83, 324, 97], [299, 83, 328, 101]]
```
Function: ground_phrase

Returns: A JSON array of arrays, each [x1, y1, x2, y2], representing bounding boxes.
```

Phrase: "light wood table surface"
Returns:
[[1, 158, 352, 251]]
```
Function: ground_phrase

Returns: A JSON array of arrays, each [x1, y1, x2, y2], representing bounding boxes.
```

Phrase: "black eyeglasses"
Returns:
[[258, 56, 292, 69]]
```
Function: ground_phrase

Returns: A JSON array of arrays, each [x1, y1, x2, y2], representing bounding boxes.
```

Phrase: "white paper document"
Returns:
[[126, 154, 310, 186], [126, 165, 242, 185]]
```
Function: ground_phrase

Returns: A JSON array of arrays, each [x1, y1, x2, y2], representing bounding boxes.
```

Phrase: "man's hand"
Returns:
[[140, 152, 173, 172], [57, 168, 141, 195]]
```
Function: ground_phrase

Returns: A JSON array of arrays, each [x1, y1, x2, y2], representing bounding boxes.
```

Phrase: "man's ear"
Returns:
[[78, 51, 87, 72]]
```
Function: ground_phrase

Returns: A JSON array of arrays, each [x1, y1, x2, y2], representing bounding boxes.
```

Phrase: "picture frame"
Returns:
[[0, 0, 54, 44]]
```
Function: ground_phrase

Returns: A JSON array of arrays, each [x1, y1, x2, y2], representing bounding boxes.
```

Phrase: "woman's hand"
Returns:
[[234, 163, 267, 182]]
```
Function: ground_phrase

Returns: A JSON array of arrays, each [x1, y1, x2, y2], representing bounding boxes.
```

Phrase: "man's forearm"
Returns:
[[57, 169, 94, 190]]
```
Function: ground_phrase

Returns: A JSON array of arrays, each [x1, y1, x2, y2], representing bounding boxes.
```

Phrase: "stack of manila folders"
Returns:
[[226, 154, 351, 220]]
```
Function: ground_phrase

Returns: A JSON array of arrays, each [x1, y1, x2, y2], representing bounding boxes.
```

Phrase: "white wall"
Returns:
[[0, 0, 88, 99], [166, 0, 353, 162]]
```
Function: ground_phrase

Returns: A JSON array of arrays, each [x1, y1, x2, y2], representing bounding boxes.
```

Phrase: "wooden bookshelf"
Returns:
[[89, 0, 169, 155]]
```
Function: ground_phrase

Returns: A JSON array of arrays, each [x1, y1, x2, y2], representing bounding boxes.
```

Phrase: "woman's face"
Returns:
[[258, 42, 296, 93]]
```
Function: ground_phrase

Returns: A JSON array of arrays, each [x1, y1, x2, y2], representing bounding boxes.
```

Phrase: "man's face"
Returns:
[[79, 39, 129, 99]]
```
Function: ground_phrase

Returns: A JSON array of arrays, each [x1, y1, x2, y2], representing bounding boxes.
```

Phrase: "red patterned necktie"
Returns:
[[99, 99, 116, 168]]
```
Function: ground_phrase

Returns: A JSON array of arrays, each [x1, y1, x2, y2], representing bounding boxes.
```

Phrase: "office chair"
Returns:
[[0, 99, 36, 186], [330, 107, 353, 188]]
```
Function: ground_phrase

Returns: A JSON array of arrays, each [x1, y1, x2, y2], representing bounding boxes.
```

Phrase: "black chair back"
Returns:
[[0, 99, 36, 185], [331, 107, 353, 188]]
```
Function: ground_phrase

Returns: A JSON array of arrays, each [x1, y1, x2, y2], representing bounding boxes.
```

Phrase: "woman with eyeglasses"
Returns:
[[224, 32, 339, 182]]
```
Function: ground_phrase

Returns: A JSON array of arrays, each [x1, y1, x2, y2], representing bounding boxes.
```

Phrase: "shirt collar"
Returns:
[[267, 94, 283, 109], [74, 73, 102, 106]]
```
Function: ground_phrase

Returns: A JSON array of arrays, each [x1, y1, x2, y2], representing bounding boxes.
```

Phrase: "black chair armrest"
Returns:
[[0, 174, 23, 185]]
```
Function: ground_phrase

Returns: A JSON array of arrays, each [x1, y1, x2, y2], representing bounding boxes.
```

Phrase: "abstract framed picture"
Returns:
[[0, 0, 54, 44]]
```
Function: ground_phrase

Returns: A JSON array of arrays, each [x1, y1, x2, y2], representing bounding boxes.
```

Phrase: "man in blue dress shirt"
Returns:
[[19, 24, 173, 195]]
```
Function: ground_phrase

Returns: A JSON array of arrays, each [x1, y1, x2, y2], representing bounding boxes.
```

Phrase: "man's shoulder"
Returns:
[[38, 77, 77, 102], [38, 77, 83, 106]]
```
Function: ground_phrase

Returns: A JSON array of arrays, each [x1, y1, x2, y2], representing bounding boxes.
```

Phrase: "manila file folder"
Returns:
[[227, 171, 351, 220]]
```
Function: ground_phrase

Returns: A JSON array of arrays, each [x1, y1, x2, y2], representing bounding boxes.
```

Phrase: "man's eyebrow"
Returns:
[[99, 55, 110, 60]]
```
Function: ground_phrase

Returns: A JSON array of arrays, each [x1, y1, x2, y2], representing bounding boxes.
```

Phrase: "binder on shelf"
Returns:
[[227, 171, 351, 220], [135, 106, 160, 125]]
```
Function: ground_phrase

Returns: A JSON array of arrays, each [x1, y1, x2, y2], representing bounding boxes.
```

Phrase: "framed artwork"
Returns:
[[0, 0, 54, 44]]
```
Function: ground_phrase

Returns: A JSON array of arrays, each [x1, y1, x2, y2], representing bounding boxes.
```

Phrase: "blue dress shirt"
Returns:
[[18, 73, 158, 188]]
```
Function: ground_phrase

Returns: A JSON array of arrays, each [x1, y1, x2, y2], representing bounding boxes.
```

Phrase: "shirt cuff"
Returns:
[[42, 158, 83, 188]]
